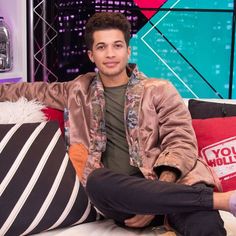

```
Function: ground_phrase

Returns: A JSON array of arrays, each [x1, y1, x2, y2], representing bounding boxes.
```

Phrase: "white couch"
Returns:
[[0, 98, 235, 236], [35, 211, 236, 236]]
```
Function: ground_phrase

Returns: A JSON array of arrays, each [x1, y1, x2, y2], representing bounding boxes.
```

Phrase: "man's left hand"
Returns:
[[124, 214, 155, 228]]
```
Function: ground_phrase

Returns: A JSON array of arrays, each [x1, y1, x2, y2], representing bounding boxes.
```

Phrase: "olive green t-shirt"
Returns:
[[102, 84, 140, 175]]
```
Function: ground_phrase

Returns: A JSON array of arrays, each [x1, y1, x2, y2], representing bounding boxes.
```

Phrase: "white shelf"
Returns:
[[0, 72, 23, 81], [0, 0, 27, 82]]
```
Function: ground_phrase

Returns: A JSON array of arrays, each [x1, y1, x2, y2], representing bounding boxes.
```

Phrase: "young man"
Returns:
[[0, 12, 235, 236]]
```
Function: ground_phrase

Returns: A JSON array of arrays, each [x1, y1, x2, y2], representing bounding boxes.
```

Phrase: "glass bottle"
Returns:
[[0, 16, 12, 72]]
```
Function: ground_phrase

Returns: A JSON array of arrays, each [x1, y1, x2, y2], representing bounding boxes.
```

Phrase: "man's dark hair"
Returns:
[[84, 12, 131, 50]]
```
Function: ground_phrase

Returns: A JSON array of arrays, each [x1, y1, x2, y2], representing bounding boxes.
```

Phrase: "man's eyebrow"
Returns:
[[95, 42, 105, 46], [95, 40, 125, 47], [114, 40, 125, 44]]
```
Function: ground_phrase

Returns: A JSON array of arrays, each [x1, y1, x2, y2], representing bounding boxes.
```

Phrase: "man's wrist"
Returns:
[[154, 165, 181, 181], [159, 170, 177, 182]]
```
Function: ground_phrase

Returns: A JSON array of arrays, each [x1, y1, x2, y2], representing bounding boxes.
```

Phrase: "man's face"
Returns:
[[87, 29, 131, 82]]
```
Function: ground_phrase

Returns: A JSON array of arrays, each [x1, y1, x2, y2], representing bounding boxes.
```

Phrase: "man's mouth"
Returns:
[[104, 62, 119, 67]]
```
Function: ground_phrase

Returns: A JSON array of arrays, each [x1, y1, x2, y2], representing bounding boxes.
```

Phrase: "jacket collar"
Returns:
[[89, 63, 145, 167]]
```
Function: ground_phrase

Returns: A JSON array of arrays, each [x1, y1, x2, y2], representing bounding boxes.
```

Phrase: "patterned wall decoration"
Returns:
[[130, 0, 234, 98], [30, 0, 235, 98]]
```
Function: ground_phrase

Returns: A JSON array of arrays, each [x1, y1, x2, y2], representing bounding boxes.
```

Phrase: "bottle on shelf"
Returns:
[[0, 16, 12, 72]]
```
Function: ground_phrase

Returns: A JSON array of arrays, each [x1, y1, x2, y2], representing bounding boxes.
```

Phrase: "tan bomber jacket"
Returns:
[[0, 68, 221, 189]]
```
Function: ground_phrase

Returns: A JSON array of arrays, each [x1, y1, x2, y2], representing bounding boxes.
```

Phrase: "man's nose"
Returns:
[[106, 46, 115, 57]]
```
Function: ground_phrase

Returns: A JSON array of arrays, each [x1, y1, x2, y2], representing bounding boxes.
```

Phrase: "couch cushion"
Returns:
[[0, 121, 96, 236], [188, 99, 236, 119], [192, 117, 236, 191]]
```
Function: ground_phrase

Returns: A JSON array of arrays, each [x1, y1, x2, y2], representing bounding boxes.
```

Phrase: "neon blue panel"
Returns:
[[130, 10, 232, 98], [162, 0, 233, 10]]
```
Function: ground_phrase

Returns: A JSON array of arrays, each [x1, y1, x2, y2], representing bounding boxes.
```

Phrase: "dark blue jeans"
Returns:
[[86, 168, 226, 236]]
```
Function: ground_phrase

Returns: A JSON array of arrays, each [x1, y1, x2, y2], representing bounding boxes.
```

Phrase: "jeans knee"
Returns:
[[86, 168, 107, 202], [86, 169, 98, 195]]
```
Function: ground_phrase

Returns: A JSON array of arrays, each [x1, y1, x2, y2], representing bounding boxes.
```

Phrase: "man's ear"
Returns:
[[87, 50, 94, 63], [127, 46, 131, 59]]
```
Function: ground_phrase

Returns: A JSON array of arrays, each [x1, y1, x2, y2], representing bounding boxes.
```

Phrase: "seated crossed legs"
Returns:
[[86, 168, 236, 236]]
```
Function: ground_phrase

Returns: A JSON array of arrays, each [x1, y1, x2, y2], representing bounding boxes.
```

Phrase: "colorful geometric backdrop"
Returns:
[[32, 0, 235, 98], [130, 0, 234, 99]]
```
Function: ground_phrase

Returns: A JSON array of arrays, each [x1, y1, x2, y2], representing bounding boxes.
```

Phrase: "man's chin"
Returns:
[[99, 70, 122, 78]]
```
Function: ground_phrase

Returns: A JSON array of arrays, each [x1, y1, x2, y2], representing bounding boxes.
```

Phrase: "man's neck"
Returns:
[[100, 74, 129, 88]]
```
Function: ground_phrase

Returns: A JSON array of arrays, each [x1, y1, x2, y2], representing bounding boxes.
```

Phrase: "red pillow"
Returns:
[[192, 117, 236, 192], [42, 107, 64, 133]]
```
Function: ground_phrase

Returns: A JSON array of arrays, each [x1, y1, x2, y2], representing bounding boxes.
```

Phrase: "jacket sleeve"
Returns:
[[153, 81, 198, 179], [0, 79, 77, 110]]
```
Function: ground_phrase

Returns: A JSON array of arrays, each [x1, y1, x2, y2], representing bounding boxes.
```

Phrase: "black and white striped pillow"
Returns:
[[0, 122, 96, 236]]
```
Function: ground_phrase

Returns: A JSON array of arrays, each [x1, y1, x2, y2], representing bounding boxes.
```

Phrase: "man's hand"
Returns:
[[159, 170, 177, 183], [124, 214, 155, 228]]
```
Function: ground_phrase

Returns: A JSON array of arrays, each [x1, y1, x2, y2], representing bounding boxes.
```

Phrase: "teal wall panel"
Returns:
[[130, 0, 235, 98]]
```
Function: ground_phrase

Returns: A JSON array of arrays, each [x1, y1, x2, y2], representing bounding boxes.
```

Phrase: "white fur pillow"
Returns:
[[0, 97, 47, 124]]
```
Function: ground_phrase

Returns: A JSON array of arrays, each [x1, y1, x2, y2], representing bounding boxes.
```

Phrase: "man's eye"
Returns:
[[97, 45, 105, 50], [115, 44, 123, 48]]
